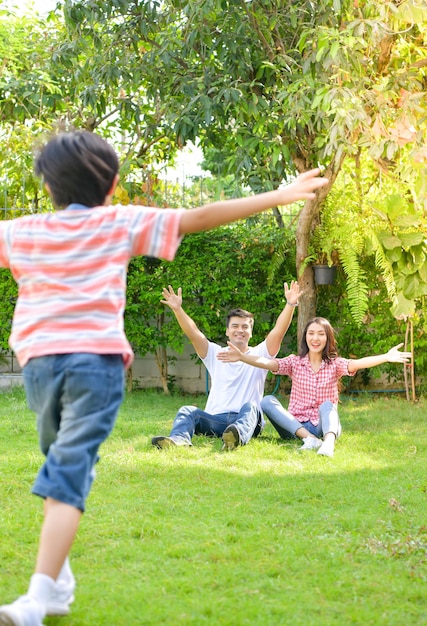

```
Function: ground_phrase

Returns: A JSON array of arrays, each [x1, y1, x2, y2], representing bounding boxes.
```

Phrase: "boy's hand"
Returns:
[[386, 343, 412, 363], [278, 168, 328, 204], [161, 285, 182, 311], [217, 341, 243, 363], [284, 280, 303, 306]]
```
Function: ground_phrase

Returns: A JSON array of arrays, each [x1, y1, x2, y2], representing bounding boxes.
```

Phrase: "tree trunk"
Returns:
[[294, 170, 338, 343], [155, 311, 170, 394], [295, 196, 319, 342], [155, 344, 170, 394]]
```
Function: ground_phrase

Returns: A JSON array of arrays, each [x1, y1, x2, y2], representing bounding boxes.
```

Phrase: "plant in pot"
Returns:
[[304, 202, 370, 324], [313, 262, 337, 285], [302, 225, 338, 285], [313, 252, 338, 285]]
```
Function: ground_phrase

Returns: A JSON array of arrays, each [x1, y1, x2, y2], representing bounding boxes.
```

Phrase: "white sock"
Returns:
[[57, 557, 74, 584], [28, 573, 56, 610], [318, 438, 335, 456]]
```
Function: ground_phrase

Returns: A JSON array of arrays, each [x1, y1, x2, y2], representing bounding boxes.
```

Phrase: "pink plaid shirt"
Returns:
[[275, 354, 355, 425]]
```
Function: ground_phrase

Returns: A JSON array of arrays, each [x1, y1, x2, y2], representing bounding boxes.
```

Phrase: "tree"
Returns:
[[297, 152, 427, 325], [1, 1, 425, 370], [59, 0, 427, 338], [0, 4, 180, 210]]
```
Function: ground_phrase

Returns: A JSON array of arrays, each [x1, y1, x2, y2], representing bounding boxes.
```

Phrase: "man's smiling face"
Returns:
[[225, 316, 253, 351]]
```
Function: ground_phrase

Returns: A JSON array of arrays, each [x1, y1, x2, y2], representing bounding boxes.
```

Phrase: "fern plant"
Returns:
[[337, 238, 369, 324], [311, 206, 371, 324], [370, 232, 396, 300], [269, 154, 426, 326]]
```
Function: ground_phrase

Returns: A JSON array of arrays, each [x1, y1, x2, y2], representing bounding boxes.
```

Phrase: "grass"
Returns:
[[0, 387, 426, 625]]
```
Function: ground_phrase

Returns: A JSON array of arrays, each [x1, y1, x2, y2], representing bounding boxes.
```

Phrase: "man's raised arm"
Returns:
[[161, 285, 208, 359], [265, 280, 302, 356]]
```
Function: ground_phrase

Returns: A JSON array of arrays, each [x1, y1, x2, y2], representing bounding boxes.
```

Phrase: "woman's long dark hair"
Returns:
[[299, 317, 339, 361]]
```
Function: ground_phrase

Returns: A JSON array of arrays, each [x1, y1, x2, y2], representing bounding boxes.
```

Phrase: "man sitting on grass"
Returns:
[[151, 281, 301, 451]]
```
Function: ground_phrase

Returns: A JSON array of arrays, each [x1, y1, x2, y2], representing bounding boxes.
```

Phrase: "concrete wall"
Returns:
[[0, 345, 413, 395], [0, 343, 209, 394], [130, 343, 208, 393]]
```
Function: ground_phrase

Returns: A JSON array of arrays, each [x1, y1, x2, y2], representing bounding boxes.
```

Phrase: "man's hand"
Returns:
[[217, 341, 243, 363], [386, 343, 412, 364], [161, 285, 183, 311], [284, 280, 303, 306]]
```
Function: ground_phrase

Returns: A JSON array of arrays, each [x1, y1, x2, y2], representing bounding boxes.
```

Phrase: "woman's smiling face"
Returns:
[[305, 322, 327, 354]]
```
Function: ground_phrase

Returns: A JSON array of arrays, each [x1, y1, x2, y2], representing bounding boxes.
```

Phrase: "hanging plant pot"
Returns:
[[314, 264, 337, 285]]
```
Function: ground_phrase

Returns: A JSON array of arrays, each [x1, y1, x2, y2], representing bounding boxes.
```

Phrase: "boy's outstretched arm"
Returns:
[[178, 169, 328, 235], [347, 343, 412, 374]]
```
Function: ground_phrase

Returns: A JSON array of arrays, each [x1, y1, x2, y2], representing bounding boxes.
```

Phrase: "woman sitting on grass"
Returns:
[[217, 317, 411, 457]]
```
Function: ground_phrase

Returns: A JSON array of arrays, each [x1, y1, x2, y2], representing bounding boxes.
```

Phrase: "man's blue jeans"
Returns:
[[169, 401, 262, 445]]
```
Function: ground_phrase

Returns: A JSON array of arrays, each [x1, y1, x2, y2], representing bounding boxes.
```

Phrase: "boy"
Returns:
[[0, 130, 327, 626]]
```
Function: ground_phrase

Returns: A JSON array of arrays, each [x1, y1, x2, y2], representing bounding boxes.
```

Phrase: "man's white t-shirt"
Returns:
[[201, 340, 274, 414]]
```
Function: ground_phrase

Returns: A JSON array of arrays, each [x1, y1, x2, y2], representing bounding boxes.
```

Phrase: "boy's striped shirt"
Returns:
[[0, 204, 184, 367]]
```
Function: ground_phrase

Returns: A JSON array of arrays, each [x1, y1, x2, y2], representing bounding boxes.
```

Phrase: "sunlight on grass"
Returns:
[[0, 388, 426, 625]]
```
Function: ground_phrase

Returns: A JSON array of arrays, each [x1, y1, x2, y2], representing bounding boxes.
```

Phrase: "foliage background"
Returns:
[[0, 215, 423, 392], [0, 1, 425, 392]]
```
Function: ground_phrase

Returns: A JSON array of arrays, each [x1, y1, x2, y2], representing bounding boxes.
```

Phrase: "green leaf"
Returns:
[[393, 214, 421, 228], [378, 231, 402, 250], [403, 272, 427, 300], [397, 251, 416, 276], [384, 247, 402, 263], [385, 194, 408, 223], [390, 292, 416, 320], [399, 231, 425, 248], [408, 243, 426, 267], [395, 2, 427, 24], [316, 45, 327, 63], [419, 261, 427, 282], [330, 41, 340, 59]]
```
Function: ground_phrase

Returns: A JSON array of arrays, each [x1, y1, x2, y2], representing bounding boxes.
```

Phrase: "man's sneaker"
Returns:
[[0, 595, 44, 626], [221, 425, 240, 451], [45, 579, 75, 617], [317, 439, 335, 457], [151, 436, 189, 449], [300, 436, 322, 451], [151, 436, 177, 449]]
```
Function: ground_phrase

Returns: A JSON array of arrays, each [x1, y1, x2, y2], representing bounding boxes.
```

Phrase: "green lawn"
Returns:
[[0, 387, 426, 625]]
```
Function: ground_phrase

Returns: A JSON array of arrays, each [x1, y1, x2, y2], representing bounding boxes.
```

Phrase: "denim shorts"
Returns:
[[23, 353, 125, 511]]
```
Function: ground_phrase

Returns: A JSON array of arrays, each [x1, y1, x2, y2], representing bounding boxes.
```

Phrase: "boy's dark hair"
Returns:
[[299, 317, 338, 361], [35, 131, 119, 208], [226, 308, 254, 328]]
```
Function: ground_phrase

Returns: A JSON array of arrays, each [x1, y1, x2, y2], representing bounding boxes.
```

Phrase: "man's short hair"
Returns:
[[226, 308, 254, 328]]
